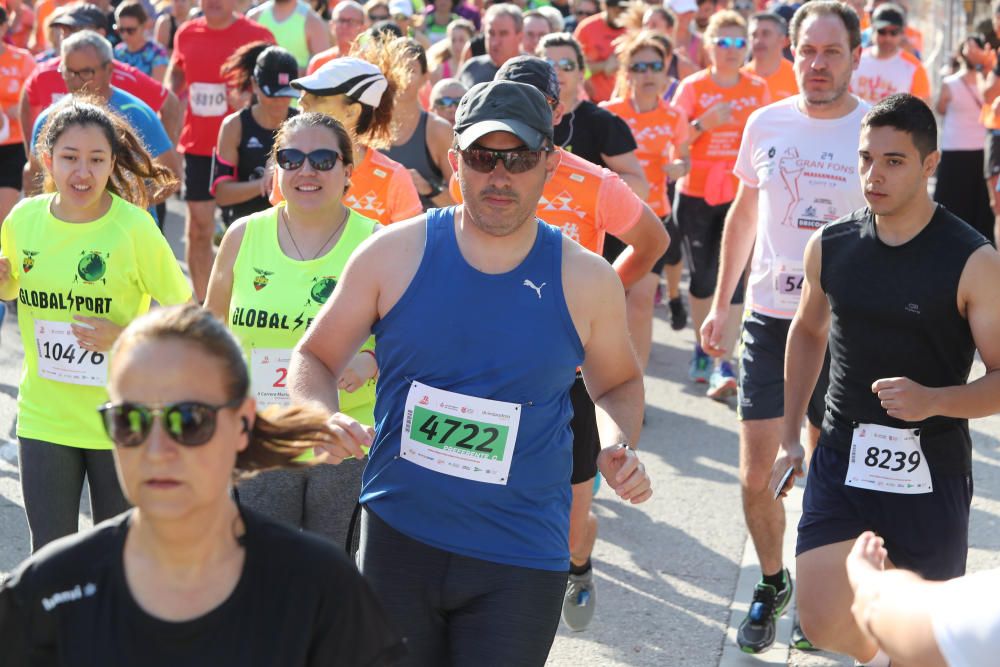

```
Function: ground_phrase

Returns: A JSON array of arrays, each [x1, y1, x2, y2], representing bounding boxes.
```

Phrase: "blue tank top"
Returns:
[[362, 207, 584, 571]]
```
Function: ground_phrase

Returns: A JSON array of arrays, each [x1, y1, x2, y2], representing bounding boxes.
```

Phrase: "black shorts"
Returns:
[[183, 153, 215, 201], [674, 192, 744, 302], [737, 311, 828, 428], [0, 143, 27, 190], [569, 376, 599, 485], [797, 445, 972, 580], [604, 216, 684, 275], [984, 130, 1000, 178]]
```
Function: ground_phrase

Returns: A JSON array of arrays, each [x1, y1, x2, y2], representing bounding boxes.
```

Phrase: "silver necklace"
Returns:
[[281, 206, 349, 260]]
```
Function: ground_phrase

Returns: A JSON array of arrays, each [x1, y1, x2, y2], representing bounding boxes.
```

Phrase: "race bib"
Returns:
[[189, 82, 227, 117], [34, 320, 107, 386], [846, 423, 933, 494], [251, 348, 290, 408], [772, 258, 804, 311], [401, 381, 521, 485]]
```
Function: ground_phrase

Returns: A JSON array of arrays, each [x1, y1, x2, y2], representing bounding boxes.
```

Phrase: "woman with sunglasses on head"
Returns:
[[0, 100, 191, 553], [601, 30, 690, 374], [206, 112, 379, 548], [212, 43, 299, 227], [270, 38, 422, 226], [0, 304, 405, 667], [672, 9, 769, 402]]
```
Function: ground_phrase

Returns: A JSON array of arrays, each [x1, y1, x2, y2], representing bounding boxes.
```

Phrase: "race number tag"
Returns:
[[846, 423, 933, 494], [34, 320, 107, 386], [772, 258, 805, 310], [251, 348, 290, 408], [401, 381, 521, 485], [189, 82, 227, 117]]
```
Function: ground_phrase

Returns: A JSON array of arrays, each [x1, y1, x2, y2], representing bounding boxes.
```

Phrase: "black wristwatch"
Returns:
[[425, 183, 443, 199]]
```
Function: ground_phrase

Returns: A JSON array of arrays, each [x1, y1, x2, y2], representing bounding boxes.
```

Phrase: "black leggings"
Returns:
[[18, 438, 130, 552], [358, 508, 567, 667], [674, 192, 745, 301]]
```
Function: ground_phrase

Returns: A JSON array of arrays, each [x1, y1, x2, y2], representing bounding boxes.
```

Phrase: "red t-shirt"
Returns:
[[24, 59, 169, 131], [171, 17, 274, 156], [573, 13, 625, 104]]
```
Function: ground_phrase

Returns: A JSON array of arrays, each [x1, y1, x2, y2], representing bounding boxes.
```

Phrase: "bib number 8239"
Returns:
[[864, 446, 921, 473]]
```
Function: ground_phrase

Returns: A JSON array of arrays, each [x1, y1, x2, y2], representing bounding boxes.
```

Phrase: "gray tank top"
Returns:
[[384, 111, 443, 210]]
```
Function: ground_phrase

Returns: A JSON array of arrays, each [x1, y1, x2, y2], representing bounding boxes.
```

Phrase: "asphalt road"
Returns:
[[1, 198, 998, 666]]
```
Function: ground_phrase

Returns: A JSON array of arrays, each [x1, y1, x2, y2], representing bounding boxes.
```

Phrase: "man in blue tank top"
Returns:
[[289, 79, 653, 666], [774, 94, 1000, 667]]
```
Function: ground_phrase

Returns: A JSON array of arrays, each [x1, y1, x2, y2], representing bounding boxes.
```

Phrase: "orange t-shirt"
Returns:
[[33, 0, 72, 51], [0, 44, 36, 145], [271, 147, 422, 226], [448, 147, 643, 255], [574, 13, 625, 104], [672, 70, 770, 200], [5, 5, 34, 50], [599, 97, 688, 217], [306, 47, 340, 75], [742, 57, 797, 101]]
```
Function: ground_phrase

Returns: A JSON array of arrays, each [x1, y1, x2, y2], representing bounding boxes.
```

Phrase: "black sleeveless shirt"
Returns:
[[222, 106, 298, 224], [819, 205, 990, 474]]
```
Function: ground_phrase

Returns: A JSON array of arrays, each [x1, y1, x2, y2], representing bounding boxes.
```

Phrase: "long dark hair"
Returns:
[[112, 304, 337, 474], [37, 97, 177, 209], [220, 40, 272, 94]]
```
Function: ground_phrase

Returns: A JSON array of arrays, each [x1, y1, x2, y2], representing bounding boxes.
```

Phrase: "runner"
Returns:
[[449, 56, 668, 635], [206, 113, 378, 548], [429, 77, 467, 126], [573, 0, 626, 103], [849, 3, 929, 104], [3, 0, 35, 51], [0, 6, 36, 225], [0, 99, 190, 552], [289, 78, 652, 666], [166, 0, 274, 301], [773, 93, 1000, 666], [112, 1, 169, 81], [699, 1, 866, 653], [0, 304, 405, 667], [153, 0, 190, 53], [212, 43, 299, 226], [601, 31, 690, 374], [248, 0, 330, 74], [385, 39, 454, 209], [270, 43, 422, 226], [427, 18, 474, 81], [672, 9, 770, 400], [742, 12, 797, 101], [522, 10, 552, 56], [306, 0, 366, 74], [456, 3, 522, 88]]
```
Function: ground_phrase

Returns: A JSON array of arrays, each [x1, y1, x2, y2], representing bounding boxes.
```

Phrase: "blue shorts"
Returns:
[[796, 446, 972, 581]]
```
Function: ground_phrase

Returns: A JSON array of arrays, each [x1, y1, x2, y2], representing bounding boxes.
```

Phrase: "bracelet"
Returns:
[[361, 349, 378, 378]]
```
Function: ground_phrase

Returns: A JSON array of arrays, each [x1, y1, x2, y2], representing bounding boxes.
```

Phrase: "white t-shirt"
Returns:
[[932, 569, 1000, 667], [733, 95, 869, 319], [850, 49, 931, 104], [940, 73, 986, 152]]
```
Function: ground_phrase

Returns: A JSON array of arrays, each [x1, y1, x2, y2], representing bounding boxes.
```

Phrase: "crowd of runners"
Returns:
[[0, 0, 997, 664]]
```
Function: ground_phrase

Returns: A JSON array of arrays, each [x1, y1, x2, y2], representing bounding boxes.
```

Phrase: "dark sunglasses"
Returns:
[[115, 25, 140, 35], [574, 9, 595, 16], [276, 148, 342, 171], [368, 12, 389, 20], [460, 145, 549, 174], [876, 27, 901, 36], [98, 399, 243, 448], [713, 36, 748, 49], [434, 95, 462, 108], [546, 57, 578, 72], [629, 60, 665, 73]]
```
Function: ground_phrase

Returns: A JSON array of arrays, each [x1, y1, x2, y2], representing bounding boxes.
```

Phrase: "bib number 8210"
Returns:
[[864, 446, 921, 473]]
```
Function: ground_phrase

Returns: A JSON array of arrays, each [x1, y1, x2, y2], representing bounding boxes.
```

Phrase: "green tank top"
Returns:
[[256, 0, 311, 68], [229, 204, 377, 426]]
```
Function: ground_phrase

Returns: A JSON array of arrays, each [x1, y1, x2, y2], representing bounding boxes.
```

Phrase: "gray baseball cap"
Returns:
[[453, 80, 554, 151]]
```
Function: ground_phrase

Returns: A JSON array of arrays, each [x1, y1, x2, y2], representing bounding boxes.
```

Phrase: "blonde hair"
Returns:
[[704, 9, 747, 42], [347, 36, 414, 149]]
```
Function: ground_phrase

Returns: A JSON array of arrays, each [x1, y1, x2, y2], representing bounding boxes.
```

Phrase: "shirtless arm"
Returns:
[[601, 149, 650, 201], [611, 202, 669, 289], [569, 241, 652, 503], [305, 11, 332, 64], [423, 112, 456, 207], [203, 219, 248, 320]]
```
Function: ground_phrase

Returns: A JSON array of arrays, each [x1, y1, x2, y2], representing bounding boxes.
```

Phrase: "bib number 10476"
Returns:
[[401, 381, 520, 485], [34, 320, 107, 386]]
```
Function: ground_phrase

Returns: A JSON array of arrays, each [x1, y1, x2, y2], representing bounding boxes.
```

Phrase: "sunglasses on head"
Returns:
[[876, 27, 901, 36], [546, 57, 578, 72], [276, 148, 342, 171], [713, 36, 747, 49], [98, 399, 243, 448], [460, 145, 549, 174], [629, 60, 664, 73], [434, 95, 462, 108]]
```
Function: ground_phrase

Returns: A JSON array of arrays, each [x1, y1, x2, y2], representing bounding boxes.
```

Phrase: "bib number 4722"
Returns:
[[417, 413, 500, 454]]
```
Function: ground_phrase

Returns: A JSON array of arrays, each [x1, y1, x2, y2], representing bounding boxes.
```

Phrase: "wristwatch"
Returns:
[[424, 182, 443, 199], [692, 118, 703, 132]]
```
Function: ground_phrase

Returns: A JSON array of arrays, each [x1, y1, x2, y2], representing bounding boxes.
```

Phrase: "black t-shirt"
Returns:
[[0, 508, 406, 667], [554, 100, 637, 167]]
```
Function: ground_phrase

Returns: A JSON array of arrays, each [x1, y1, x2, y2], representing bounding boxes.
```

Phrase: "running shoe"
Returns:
[[562, 568, 597, 632], [737, 569, 793, 654], [689, 346, 711, 383], [790, 619, 816, 651], [668, 297, 687, 331], [707, 360, 738, 401]]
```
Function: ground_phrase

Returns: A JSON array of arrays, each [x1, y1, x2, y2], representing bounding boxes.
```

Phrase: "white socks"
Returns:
[[859, 649, 891, 667]]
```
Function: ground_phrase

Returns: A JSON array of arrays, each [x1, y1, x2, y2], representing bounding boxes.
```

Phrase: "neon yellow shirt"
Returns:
[[0, 193, 192, 449], [229, 204, 377, 426]]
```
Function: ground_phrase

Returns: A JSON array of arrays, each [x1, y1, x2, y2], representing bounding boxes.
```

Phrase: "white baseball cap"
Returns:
[[668, 0, 698, 13], [389, 0, 413, 17], [291, 57, 388, 108]]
